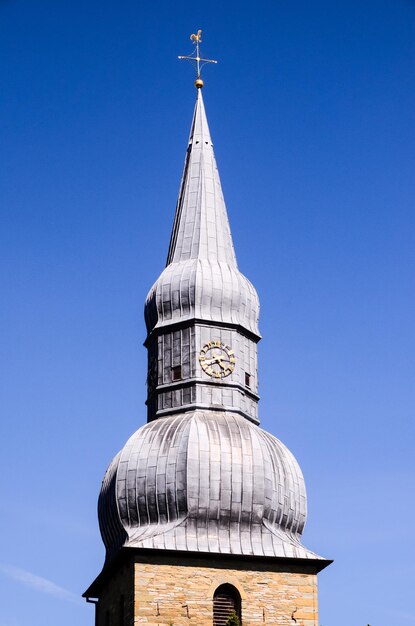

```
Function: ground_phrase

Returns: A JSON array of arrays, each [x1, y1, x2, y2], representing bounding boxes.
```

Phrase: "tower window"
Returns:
[[245, 373, 251, 388], [213, 584, 241, 626], [172, 365, 182, 381]]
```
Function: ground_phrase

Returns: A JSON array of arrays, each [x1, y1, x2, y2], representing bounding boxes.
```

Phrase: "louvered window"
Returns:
[[213, 584, 241, 626]]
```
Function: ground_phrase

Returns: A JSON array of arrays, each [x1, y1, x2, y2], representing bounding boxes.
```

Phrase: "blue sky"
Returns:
[[1, 1, 414, 625]]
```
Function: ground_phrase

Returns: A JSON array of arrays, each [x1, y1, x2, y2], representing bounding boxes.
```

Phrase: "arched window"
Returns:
[[213, 584, 242, 626]]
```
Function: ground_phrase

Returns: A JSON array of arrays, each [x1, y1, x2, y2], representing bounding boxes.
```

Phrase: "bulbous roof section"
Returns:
[[144, 259, 260, 336], [98, 411, 323, 562]]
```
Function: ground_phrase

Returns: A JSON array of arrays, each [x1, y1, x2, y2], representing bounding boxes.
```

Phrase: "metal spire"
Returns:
[[178, 29, 217, 88], [166, 87, 237, 267]]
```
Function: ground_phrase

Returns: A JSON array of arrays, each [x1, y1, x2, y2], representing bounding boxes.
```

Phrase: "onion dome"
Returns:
[[145, 260, 259, 337], [144, 89, 260, 340], [98, 411, 323, 563]]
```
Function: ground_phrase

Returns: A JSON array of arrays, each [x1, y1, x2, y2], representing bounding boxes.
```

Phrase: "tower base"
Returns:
[[84, 549, 331, 626]]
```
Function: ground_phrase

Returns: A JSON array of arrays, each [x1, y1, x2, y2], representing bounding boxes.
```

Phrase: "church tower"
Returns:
[[84, 33, 331, 626]]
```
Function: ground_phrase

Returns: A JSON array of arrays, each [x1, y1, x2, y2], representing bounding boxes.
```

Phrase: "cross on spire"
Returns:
[[178, 29, 217, 88]]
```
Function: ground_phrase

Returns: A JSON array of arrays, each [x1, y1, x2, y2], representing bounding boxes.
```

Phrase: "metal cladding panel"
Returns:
[[99, 411, 324, 561]]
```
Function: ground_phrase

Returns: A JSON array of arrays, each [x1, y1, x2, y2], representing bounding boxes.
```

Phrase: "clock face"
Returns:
[[199, 341, 236, 378]]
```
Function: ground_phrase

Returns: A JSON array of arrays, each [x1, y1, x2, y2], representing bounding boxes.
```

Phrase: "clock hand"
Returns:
[[203, 354, 230, 367], [214, 355, 230, 369], [203, 354, 222, 363]]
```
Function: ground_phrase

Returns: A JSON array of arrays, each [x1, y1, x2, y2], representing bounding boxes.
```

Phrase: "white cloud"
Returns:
[[0, 564, 82, 605]]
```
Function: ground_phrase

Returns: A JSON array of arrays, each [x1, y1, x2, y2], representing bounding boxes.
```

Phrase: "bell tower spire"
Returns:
[[171, 32, 231, 264], [167, 88, 237, 266], [144, 34, 260, 423]]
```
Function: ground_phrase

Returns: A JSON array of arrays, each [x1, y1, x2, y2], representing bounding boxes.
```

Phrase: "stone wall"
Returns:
[[133, 556, 318, 626]]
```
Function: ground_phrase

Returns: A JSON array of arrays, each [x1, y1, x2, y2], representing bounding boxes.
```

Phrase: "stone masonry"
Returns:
[[96, 553, 319, 626]]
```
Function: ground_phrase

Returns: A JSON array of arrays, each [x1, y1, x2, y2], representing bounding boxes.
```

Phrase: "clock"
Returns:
[[199, 341, 236, 378]]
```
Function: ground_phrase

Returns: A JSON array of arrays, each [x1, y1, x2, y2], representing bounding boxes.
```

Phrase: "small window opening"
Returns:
[[213, 584, 241, 626], [245, 373, 251, 388], [172, 365, 182, 381]]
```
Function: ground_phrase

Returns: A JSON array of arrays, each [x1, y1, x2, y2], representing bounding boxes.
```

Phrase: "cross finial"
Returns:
[[178, 29, 217, 89]]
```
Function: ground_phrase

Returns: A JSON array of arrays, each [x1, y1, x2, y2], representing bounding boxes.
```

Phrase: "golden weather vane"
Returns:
[[178, 29, 217, 88]]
